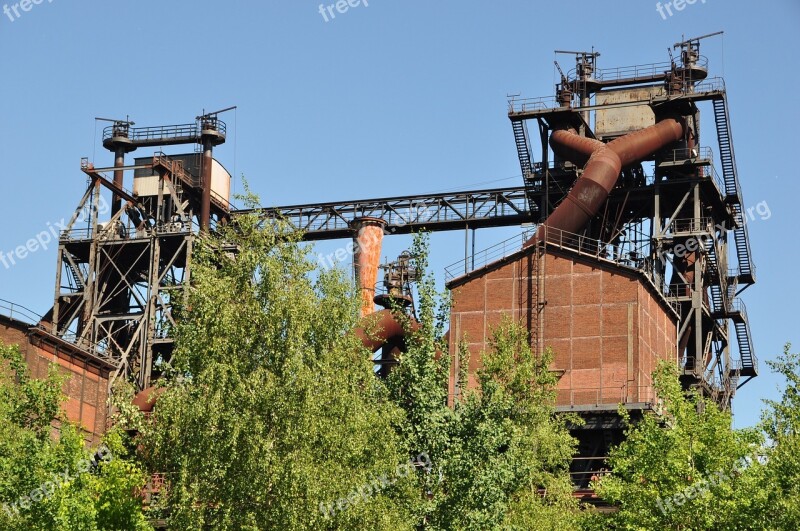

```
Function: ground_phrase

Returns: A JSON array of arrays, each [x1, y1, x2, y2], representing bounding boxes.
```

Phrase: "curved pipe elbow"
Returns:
[[527, 117, 686, 246]]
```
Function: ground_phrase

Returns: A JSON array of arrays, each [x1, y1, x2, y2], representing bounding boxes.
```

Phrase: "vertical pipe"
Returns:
[[351, 217, 386, 317], [200, 140, 213, 232], [112, 147, 125, 217], [471, 228, 476, 270]]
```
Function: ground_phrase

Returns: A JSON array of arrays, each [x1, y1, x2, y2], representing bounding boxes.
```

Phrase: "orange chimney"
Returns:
[[351, 217, 386, 317]]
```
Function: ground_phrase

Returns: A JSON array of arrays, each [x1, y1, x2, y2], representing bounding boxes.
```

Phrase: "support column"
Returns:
[[200, 139, 213, 232]]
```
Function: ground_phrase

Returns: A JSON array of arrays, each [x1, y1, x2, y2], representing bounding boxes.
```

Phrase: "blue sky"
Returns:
[[0, 0, 798, 428]]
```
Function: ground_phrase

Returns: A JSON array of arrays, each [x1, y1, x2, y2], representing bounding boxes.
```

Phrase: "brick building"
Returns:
[[1, 304, 114, 444]]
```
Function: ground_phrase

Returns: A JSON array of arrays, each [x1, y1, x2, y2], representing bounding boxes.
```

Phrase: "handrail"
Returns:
[[509, 74, 726, 117], [444, 229, 536, 282], [700, 163, 726, 197], [0, 299, 42, 324], [102, 120, 226, 144], [669, 217, 714, 235], [730, 298, 748, 318], [508, 95, 563, 114], [692, 76, 725, 94], [661, 146, 713, 164], [446, 225, 654, 283], [590, 60, 673, 82], [556, 384, 659, 407]]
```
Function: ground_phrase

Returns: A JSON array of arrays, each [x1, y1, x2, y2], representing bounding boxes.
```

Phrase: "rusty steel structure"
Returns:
[[46, 110, 233, 391], [480, 32, 756, 488], [40, 35, 755, 495], [506, 32, 755, 402]]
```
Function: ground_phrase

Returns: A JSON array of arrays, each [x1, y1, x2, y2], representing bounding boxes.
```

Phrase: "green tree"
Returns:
[[748, 343, 800, 529], [0, 343, 151, 530], [139, 210, 416, 530], [386, 234, 583, 530], [591, 361, 762, 530]]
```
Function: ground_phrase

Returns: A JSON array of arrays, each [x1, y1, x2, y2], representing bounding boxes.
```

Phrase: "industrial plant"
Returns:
[[0, 32, 755, 492]]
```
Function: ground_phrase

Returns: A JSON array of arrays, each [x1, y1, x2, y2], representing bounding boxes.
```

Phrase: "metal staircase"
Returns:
[[65, 261, 85, 291], [713, 94, 755, 284], [511, 119, 534, 180], [729, 299, 758, 378], [705, 239, 724, 312]]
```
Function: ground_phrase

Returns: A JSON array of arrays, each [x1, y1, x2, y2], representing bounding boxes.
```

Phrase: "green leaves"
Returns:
[[385, 234, 582, 530], [142, 212, 413, 530], [594, 361, 765, 530], [0, 343, 150, 530]]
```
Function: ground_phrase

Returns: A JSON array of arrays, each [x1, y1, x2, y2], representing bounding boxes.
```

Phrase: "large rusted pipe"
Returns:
[[351, 217, 386, 317], [527, 117, 686, 245], [354, 308, 418, 352], [550, 128, 603, 167]]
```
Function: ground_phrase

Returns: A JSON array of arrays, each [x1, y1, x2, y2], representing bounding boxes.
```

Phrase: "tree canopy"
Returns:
[[0, 343, 151, 531]]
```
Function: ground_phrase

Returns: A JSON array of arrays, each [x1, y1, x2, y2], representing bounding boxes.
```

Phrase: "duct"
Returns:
[[133, 386, 164, 413], [354, 309, 417, 353], [351, 217, 387, 317], [550, 128, 603, 167], [354, 309, 448, 378], [527, 117, 686, 245]]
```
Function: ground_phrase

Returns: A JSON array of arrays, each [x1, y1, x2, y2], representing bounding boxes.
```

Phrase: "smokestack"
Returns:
[[351, 217, 386, 317]]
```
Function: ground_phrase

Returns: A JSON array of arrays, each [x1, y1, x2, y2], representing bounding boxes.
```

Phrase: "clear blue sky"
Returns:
[[1, 0, 798, 428]]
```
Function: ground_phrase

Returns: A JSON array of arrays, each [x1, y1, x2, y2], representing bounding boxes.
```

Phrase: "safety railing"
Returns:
[[508, 95, 562, 114], [446, 225, 659, 283], [444, 228, 536, 282], [103, 120, 225, 144], [199, 117, 227, 137], [669, 217, 713, 235], [591, 60, 673, 83], [691, 76, 725, 94], [509, 70, 724, 119], [661, 146, 713, 165], [700, 163, 726, 197], [556, 385, 659, 408], [730, 298, 748, 319], [0, 299, 42, 324]]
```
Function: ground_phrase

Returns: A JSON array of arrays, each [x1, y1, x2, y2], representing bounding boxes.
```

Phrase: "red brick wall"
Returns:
[[0, 318, 109, 443], [449, 247, 677, 408]]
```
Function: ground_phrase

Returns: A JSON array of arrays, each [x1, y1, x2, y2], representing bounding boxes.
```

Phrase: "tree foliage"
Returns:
[[386, 234, 583, 530], [591, 361, 764, 530], [0, 343, 151, 531], [752, 343, 800, 529], [140, 211, 416, 530], [137, 220, 584, 530]]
